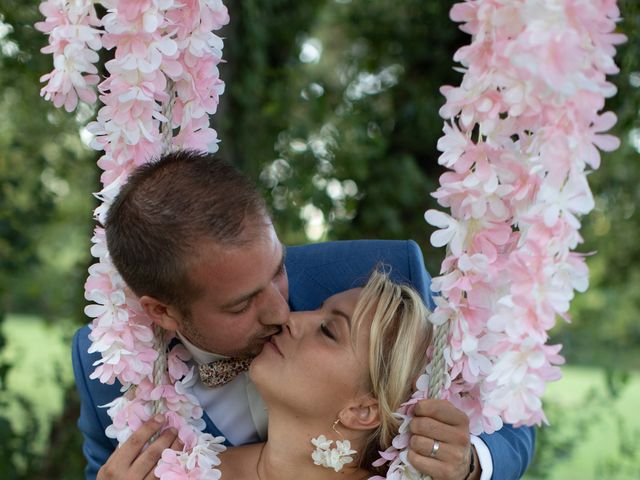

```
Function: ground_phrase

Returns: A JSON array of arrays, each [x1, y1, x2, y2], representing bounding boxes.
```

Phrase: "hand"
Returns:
[[97, 415, 183, 480], [408, 399, 477, 480]]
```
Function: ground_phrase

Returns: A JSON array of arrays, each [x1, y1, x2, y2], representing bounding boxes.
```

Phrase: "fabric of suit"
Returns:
[[72, 239, 534, 479]]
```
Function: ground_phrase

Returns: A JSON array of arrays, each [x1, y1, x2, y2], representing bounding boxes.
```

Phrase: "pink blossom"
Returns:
[[168, 345, 192, 381], [37, 0, 102, 112], [387, 1, 623, 469], [38, 1, 231, 478]]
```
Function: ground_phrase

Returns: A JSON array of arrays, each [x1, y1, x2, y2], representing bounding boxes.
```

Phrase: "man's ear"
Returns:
[[139, 295, 182, 331], [338, 394, 380, 431]]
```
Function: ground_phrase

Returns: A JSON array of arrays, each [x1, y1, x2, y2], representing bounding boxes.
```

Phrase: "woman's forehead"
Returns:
[[325, 287, 363, 313]]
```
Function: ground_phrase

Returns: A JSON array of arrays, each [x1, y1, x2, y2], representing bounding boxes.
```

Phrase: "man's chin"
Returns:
[[233, 338, 270, 358]]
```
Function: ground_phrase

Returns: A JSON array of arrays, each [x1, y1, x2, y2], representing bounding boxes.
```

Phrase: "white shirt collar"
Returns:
[[176, 330, 229, 365]]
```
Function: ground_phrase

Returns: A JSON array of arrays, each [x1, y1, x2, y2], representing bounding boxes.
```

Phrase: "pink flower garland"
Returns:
[[374, 1, 624, 477], [36, 0, 102, 112], [38, 1, 230, 479], [38, 1, 625, 479]]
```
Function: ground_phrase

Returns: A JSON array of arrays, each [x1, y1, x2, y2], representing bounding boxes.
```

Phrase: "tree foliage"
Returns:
[[0, 0, 639, 477]]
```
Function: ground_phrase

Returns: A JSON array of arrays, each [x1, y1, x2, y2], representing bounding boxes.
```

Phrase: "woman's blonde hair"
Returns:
[[351, 268, 433, 475]]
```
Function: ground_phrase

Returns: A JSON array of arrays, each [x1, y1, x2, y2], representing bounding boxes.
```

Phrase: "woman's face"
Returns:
[[249, 287, 372, 419]]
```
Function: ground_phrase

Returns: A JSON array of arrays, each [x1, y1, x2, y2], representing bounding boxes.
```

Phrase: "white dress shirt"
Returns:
[[176, 332, 268, 446], [470, 435, 493, 480]]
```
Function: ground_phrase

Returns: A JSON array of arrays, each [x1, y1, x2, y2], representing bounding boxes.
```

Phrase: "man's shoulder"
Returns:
[[285, 239, 433, 311], [73, 324, 92, 356], [285, 239, 421, 268], [72, 324, 123, 405]]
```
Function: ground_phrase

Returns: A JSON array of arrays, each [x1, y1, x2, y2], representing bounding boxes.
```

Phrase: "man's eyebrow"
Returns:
[[220, 242, 286, 310]]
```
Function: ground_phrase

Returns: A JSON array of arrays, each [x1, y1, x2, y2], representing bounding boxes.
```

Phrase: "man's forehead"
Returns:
[[193, 219, 280, 260], [189, 229, 284, 302]]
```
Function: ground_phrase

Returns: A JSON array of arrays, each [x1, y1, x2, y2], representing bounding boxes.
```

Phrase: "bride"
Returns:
[[221, 268, 431, 479], [99, 269, 472, 479]]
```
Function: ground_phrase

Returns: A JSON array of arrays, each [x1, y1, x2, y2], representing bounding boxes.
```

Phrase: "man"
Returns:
[[73, 150, 534, 479]]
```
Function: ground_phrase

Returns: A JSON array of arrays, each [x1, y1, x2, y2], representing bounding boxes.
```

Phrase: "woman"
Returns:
[[219, 269, 432, 479], [99, 270, 470, 479]]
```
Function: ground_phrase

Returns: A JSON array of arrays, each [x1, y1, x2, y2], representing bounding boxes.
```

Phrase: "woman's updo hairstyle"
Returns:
[[351, 268, 433, 476]]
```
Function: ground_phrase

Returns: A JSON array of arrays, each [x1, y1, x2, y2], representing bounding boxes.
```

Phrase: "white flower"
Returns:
[[424, 210, 468, 256], [437, 122, 469, 168], [311, 435, 356, 472], [487, 338, 545, 386]]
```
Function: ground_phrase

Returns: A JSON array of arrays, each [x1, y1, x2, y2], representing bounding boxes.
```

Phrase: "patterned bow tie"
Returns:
[[198, 357, 253, 388]]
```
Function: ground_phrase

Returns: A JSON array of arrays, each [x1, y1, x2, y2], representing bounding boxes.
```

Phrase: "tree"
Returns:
[[1, 0, 639, 476]]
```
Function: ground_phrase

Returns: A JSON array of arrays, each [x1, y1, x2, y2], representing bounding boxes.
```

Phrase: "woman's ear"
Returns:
[[339, 394, 380, 431], [139, 295, 182, 331]]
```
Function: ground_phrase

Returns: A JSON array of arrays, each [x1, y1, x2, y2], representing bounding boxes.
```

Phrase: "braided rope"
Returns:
[[152, 325, 170, 411], [149, 80, 176, 440], [149, 324, 169, 442], [420, 314, 452, 480], [427, 315, 451, 400], [161, 80, 176, 154]]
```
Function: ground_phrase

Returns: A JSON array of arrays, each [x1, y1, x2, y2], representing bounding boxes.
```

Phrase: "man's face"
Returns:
[[176, 220, 289, 357]]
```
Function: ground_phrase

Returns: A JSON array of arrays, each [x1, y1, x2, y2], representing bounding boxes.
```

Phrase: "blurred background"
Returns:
[[0, 0, 638, 478]]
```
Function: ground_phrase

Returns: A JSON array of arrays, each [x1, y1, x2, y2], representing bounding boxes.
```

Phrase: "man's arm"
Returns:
[[72, 326, 121, 479], [479, 424, 535, 480]]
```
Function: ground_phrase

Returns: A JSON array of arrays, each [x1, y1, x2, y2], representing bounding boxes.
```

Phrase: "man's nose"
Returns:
[[259, 281, 290, 326]]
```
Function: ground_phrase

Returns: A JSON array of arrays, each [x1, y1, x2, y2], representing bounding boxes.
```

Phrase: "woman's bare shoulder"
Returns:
[[218, 443, 263, 478]]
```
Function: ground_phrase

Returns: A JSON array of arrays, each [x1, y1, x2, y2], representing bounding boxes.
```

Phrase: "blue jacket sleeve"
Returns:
[[72, 326, 120, 480], [480, 424, 535, 479]]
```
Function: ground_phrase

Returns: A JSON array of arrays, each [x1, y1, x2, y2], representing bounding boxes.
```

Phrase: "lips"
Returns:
[[267, 335, 284, 356]]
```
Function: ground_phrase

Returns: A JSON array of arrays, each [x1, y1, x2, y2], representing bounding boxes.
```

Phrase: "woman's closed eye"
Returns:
[[320, 322, 336, 340]]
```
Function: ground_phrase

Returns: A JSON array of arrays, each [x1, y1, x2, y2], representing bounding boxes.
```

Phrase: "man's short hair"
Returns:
[[105, 150, 268, 313]]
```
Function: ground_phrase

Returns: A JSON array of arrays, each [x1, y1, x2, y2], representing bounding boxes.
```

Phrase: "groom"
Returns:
[[73, 150, 534, 479]]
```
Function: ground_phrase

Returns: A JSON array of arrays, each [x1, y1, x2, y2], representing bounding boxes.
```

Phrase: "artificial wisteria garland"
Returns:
[[373, 1, 625, 477], [37, 1, 230, 478], [37, 1, 625, 479]]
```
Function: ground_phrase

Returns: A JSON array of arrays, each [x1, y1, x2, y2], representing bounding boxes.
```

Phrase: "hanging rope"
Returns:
[[427, 320, 452, 400], [160, 80, 176, 155]]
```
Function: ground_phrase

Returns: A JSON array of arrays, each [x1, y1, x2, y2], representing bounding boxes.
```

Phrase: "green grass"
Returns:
[[2, 314, 640, 478], [525, 366, 640, 479], [1, 314, 76, 454]]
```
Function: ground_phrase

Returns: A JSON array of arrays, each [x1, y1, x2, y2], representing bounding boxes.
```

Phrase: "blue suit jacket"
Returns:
[[72, 239, 534, 479]]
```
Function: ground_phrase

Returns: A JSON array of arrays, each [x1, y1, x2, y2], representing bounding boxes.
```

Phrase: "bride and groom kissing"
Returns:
[[73, 150, 534, 479]]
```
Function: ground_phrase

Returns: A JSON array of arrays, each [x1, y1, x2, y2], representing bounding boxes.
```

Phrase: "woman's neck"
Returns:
[[256, 409, 369, 480]]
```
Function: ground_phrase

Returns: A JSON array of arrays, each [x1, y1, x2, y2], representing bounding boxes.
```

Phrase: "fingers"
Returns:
[[410, 414, 469, 448], [169, 434, 184, 452], [119, 414, 168, 466], [97, 415, 178, 480], [411, 399, 469, 449], [130, 426, 178, 478], [140, 430, 183, 480], [409, 434, 467, 467], [413, 399, 469, 427], [407, 448, 469, 480], [408, 399, 473, 480]]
